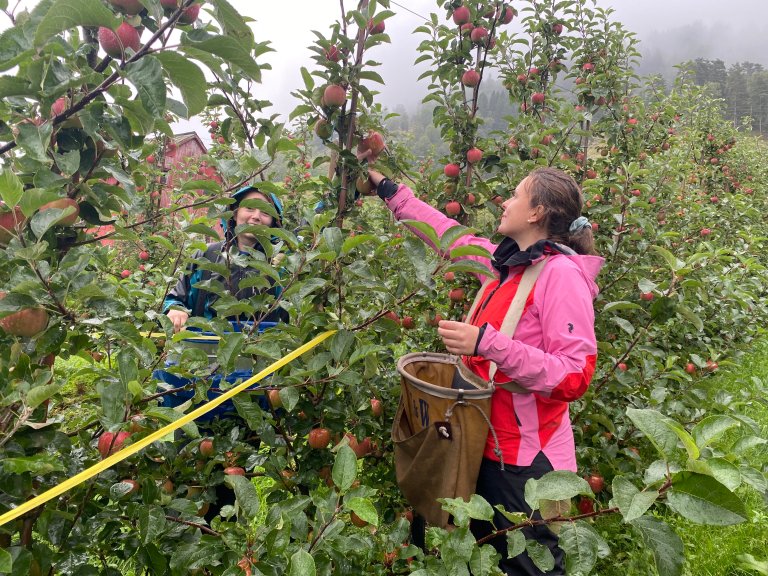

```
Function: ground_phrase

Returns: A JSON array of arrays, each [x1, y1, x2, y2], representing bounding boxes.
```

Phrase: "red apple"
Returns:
[[617, 363, 627, 371], [361, 131, 386, 156], [552, 22, 563, 35], [217, 136, 226, 145], [577, 497, 594, 515], [640, 292, 654, 301], [146, 154, 156, 164], [98, 22, 141, 59], [198, 438, 215, 458], [50, 97, 67, 117], [461, 69, 481, 87], [460, 22, 474, 36], [367, 19, 386, 34], [470, 26, 488, 44], [0, 206, 26, 245], [323, 84, 346, 107], [178, 3, 200, 24], [443, 271, 455, 282], [401, 316, 415, 329], [466, 147, 483, 164], [497, 5, 515, 24], [267, 389, 282, 408], [444, 163, 461, 178], [540, 134, 553, 145], [0, 305, 49, 338], [314, 118, 333, 140], [370, 398, 383, 417], [39, 198, 79, 225], [445, 201, 461, 216], [138, 250, 150, 261], [120, 478, 141, 494], [97, 431, 131, 459], [325, 45, 340, 61], [224, 466, 246, 476], [452, 6, 470, 24], [384, 311, 400, 324], [685, 363, 696, 374], [120, 269, 131, 279], [449, 288, 465, 301], [308, 427, 331, 449], [700, 228, 711, 237], [345, 433, 372, 459], [531, 92, 545, 105], [356, 176, 373, 196], [586, 474, 604, 493]]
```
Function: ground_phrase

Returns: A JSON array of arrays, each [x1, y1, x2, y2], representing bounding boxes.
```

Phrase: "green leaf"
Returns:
[[359, 70, 385, 84], [662, 418, 699, 460], [0, 169, 24, 208], [16, 122, 53, 164], [692, 415, 739, 449], [532, 470, 593, 503], [449, 244, 492, 259], [732, 435, 768, 454], [210, 0, 254, 43], [667, 471, 748, 525], [332, 445, 357, 491], [445, 259, 496, 278], [224, 474, 260, 520], [439, 224, 476, 253], [125, 56, 167, 117], [183, 223, 221, 239], [400, 219, 439, 248], [651, 245, 684, 271], [506, 530, 526, 559], [26, 382, 60, 409], [217, 332, 244, 371], [737, 554, 768, 575], [739, 465, 767, 493], [0, 76, 32, 98], [675, 303, 703, 331], [3, 454, 66, 474], [526, 540, 555, 573], [138, 506, 167, 545], [610, 476, 659, 522], [322, 227, 344, 255], [181, 31, 263, 81], [707, 458, 741, 492], [602, 300, 643, 312], [289, 549, 315, 576], [346, 497, 379, 527], [469, 543, 499, 574], [155, 52, 207, 117], [330, 330, 354, 363], [559, 521, 604, 576], [630, 516, 684, 576], [626, 408, 681, 459], [300, 66, 314, 91], [0, 548, 11, 572], [34, 0, 118, 47]]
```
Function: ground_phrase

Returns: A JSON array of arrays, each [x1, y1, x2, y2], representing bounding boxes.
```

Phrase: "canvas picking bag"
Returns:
[[392, 259, 547, 528]]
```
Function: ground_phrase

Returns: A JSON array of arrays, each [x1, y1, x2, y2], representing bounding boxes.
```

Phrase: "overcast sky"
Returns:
[[3, 1, 766, 139]]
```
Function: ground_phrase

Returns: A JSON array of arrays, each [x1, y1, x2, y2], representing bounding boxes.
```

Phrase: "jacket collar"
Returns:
[[492, 237, 575, 272]]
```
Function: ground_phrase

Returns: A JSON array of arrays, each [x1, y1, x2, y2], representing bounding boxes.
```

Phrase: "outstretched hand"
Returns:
[[437, 320, 480, 356]]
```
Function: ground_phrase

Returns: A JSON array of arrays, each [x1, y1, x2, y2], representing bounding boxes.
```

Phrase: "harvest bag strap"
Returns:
[[485, 258, 548, 385]]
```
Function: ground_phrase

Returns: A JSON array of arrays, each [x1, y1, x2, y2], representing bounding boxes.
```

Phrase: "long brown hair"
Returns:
[[527, 167, 596, 255]]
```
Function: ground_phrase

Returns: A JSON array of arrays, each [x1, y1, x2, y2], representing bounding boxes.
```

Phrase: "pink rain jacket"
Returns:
[[385, 184, 604, 471]]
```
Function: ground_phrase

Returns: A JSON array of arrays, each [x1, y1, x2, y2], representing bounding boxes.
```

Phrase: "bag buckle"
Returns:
[[435, 421, 452, 440]]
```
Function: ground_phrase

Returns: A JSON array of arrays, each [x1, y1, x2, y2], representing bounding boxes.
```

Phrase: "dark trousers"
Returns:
[[471, 453, 565, 575]]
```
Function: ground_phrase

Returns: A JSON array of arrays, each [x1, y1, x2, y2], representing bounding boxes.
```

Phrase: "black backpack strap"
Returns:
[[191, 241, 224, 318]]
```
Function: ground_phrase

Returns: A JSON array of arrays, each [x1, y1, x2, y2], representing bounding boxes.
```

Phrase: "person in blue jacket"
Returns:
[[163, 185, 289, 331]]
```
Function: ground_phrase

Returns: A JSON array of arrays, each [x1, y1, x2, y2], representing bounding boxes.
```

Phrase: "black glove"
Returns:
[[376, 178, 399, 200]]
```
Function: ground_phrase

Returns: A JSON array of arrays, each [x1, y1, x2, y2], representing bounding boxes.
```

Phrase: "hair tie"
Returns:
[[569, 216, 590, 233]]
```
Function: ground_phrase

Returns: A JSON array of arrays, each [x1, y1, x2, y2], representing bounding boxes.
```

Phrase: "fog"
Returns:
[[239, 0, 768, 117]]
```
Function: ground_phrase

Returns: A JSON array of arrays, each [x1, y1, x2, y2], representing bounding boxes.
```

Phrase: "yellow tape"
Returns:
[[0, 329, 337, 528]]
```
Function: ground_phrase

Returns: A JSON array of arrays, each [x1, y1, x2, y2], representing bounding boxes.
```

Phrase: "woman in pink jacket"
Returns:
[[365, 165, 603, 575]]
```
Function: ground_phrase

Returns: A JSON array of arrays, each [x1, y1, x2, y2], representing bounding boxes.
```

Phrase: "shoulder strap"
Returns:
[[465, 277, 495, 325], [488, 258, 548, 384], [192, 241, 224, 318]]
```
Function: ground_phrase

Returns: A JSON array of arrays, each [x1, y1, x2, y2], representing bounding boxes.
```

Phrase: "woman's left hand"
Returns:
[[437, 320, 480, 356]]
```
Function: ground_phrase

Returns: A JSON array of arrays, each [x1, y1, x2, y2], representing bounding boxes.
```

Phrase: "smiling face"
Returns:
[[496, 176, 546, 249], [233, 190, 274, 248]]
